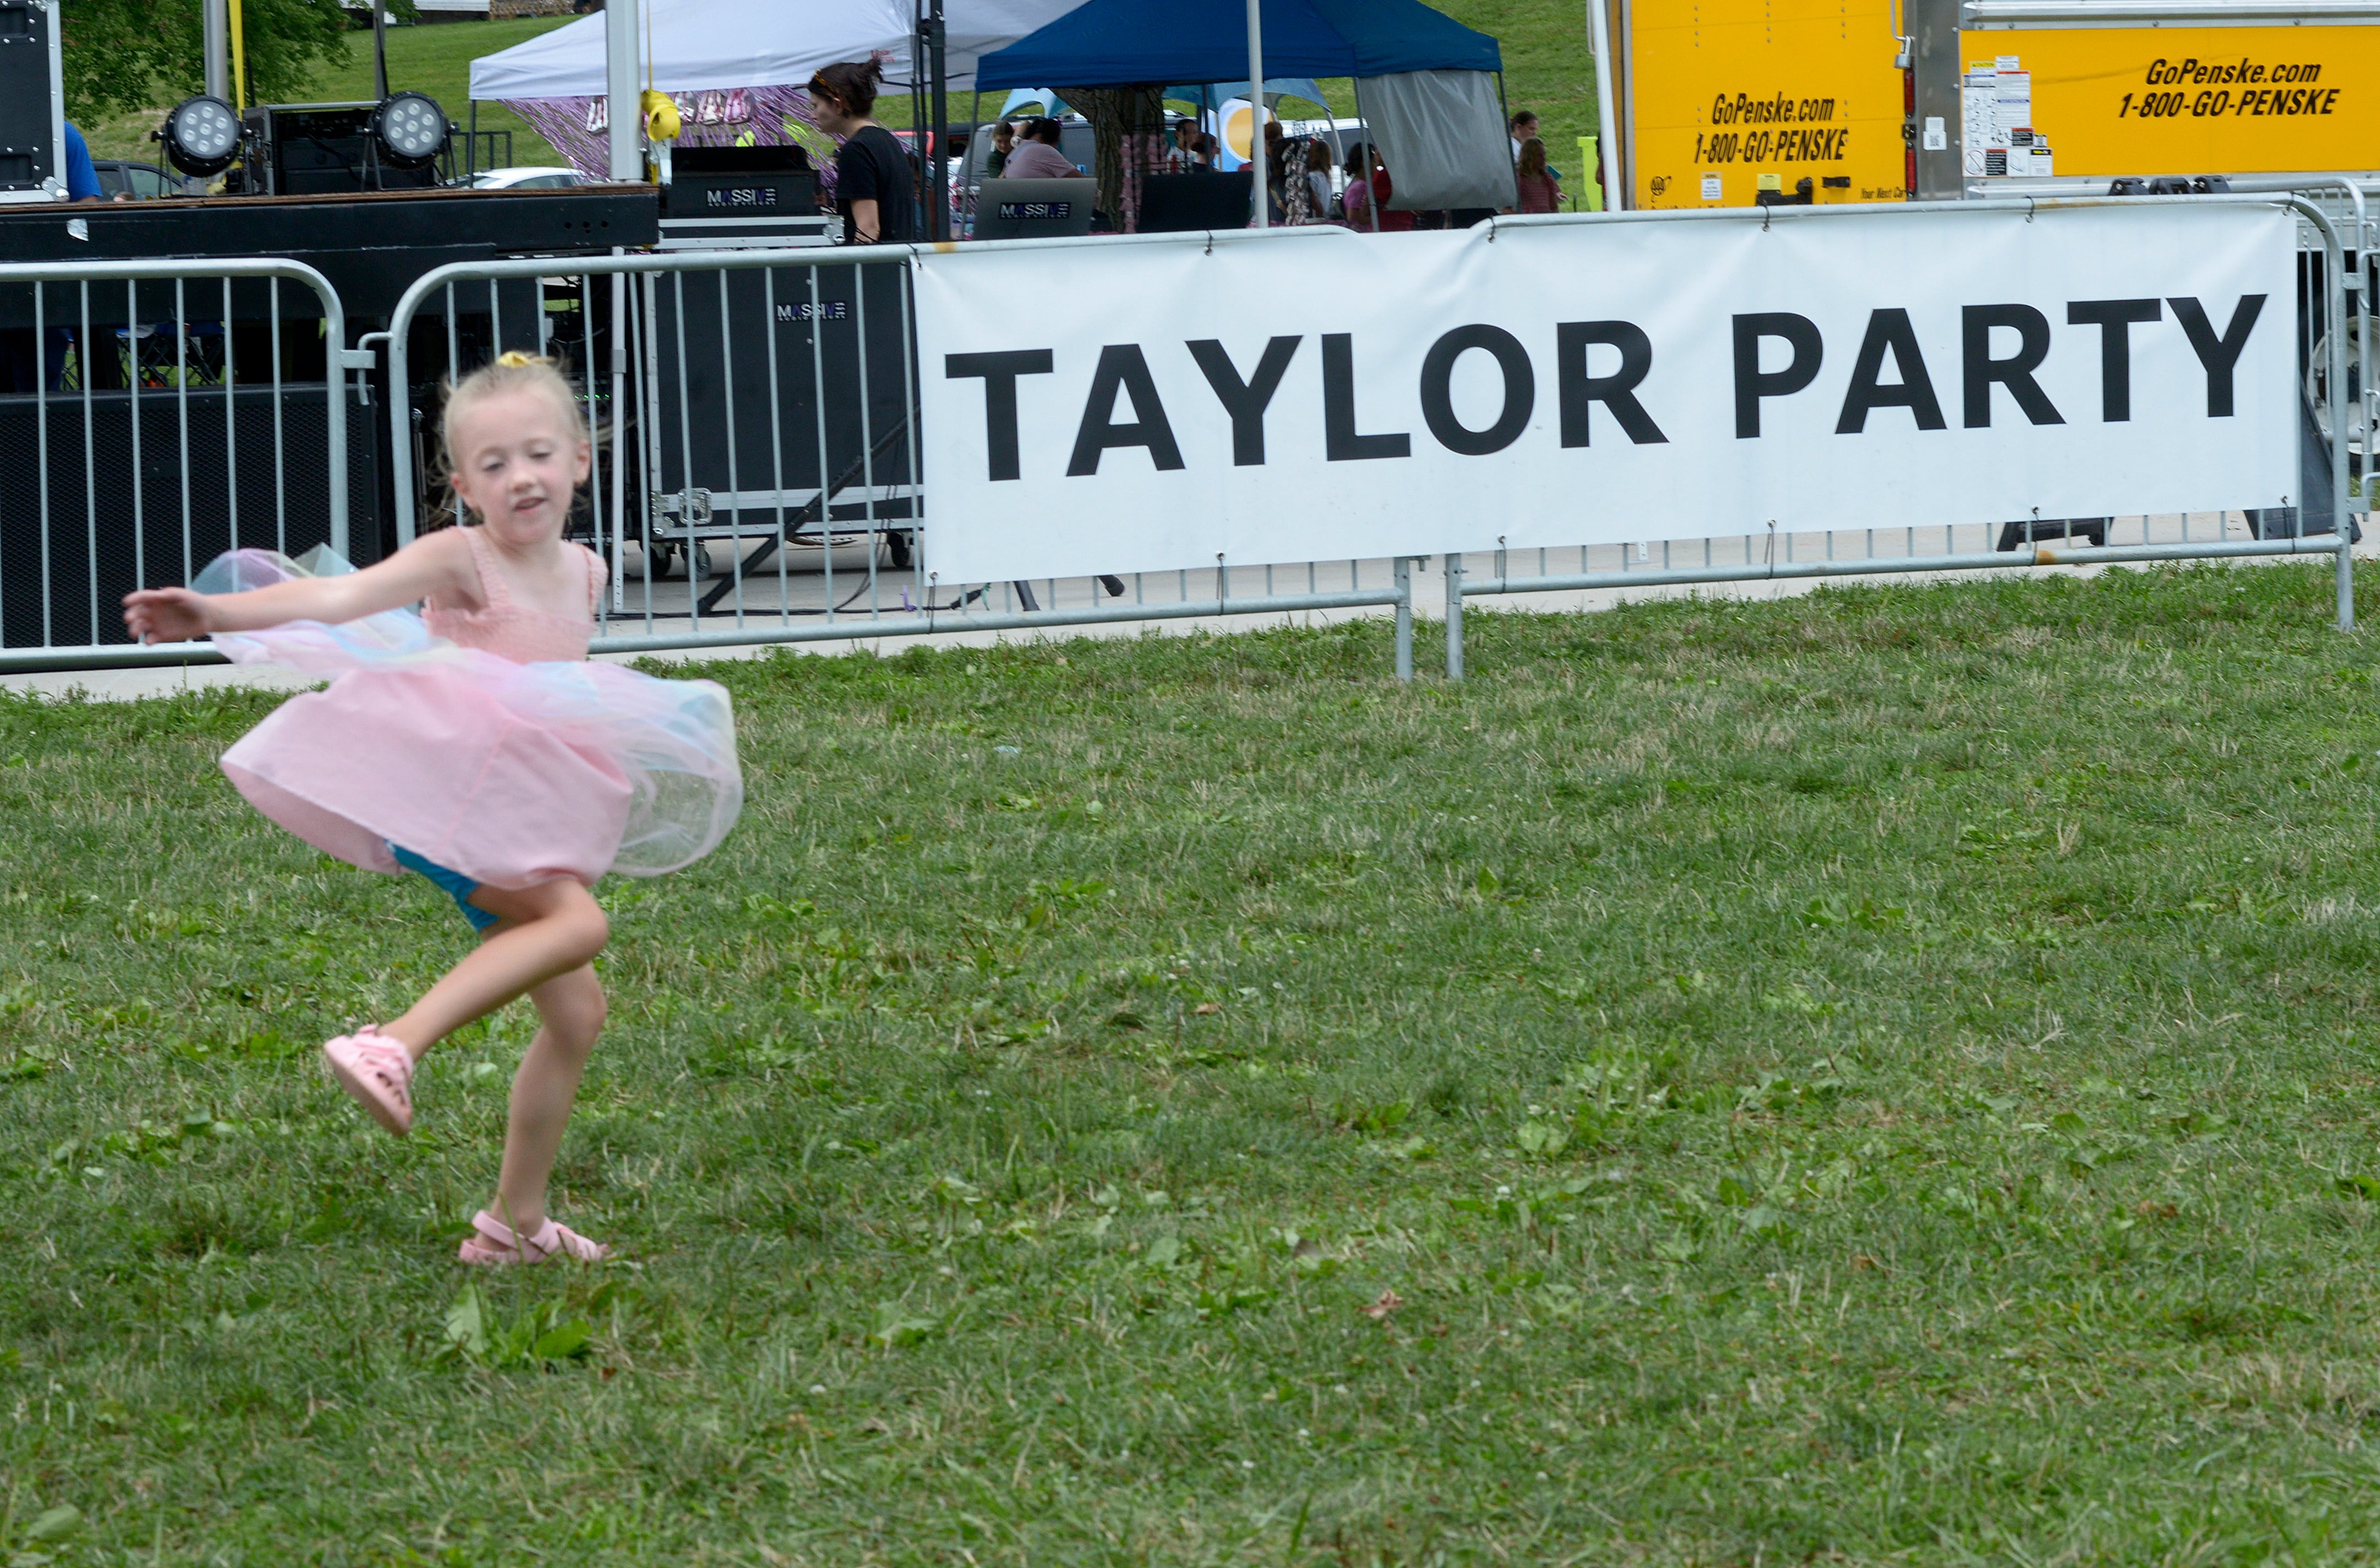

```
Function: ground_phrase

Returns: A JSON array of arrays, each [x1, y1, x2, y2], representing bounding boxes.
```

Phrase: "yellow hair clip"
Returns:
[[495, 350, 540, 369]]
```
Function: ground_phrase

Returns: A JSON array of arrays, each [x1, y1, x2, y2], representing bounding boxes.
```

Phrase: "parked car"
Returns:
[[90, 160, 184, 200], [471, 166, 584, 191]]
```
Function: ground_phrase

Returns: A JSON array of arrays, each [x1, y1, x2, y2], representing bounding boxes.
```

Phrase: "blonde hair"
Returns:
[[435, 351, 589, 528]]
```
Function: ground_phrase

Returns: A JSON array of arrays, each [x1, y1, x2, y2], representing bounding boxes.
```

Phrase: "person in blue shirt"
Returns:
[[62, 121, 101, 201], [1, 123, 104, 390]]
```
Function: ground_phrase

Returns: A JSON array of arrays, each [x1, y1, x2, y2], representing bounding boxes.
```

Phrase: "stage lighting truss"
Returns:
[[371, 91, 451, 170], [160, 94, 241, 178]]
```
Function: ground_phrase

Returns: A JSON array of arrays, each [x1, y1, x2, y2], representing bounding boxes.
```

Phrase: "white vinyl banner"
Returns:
[[913, 204, 2298, 585]]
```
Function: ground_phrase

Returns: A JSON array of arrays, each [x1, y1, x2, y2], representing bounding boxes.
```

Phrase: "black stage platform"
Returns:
[[0, 185, 659, 326]]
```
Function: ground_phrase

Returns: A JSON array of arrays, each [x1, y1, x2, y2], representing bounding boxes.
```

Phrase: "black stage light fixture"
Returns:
[[160, 94, 241, 177], [370, 90, 449, 170]]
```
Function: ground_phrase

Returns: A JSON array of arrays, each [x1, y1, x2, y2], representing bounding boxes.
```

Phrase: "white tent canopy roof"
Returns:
[[469, 0, 1083, 99]]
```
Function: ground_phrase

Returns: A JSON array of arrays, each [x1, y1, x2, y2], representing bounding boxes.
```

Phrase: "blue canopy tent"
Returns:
[[975, 0, 1511, 223], [974, 0, 1500, 87]]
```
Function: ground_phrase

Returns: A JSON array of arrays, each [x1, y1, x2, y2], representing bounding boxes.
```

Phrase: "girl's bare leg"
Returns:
[[492, 963, 605, 1234], [380, 878, 610, 1236], [379, 879, 607, 1061]]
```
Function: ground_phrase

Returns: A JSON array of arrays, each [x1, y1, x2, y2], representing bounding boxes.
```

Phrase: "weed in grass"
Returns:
[[438, 1283, 603, 1369], [8, 564, 2380, 1561]]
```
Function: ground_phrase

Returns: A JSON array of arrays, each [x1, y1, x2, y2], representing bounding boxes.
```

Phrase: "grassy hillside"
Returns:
[[303, 15, 579, 170], [83, 16, 578, 170]]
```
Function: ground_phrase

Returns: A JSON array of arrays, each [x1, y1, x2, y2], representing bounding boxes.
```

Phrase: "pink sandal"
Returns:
[[457, 1209, 611, 1266], [323, 1025, 413, 1136]]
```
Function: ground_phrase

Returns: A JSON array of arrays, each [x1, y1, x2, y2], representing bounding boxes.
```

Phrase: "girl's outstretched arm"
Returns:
[[123, 529, 475, 645]]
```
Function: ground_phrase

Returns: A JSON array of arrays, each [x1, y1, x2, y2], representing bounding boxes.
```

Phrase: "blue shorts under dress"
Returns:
[[387, 842, 499, 931]]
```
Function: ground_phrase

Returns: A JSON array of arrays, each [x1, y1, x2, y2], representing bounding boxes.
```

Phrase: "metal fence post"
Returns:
[[2285, 193, 2356, 632], [2246, 180, 2368, 635], [1393, 556, 1413, 680], [2340, 532, 2356, 632], [324, 292, 352, 561], [1445, 552, 1465, 681]]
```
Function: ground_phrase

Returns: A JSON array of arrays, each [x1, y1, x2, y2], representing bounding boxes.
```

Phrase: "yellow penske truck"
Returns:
[[1599, 0, 1918, 210], [1953, 1, 2380, 192], [1595, 1, 2380, 211]]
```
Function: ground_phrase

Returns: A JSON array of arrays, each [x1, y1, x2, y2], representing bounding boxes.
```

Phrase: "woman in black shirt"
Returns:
[[808, 60, 919, 245]]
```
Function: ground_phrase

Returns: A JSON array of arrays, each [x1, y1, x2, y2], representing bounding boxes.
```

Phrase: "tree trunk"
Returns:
[[1057, 85, 1168, 233]]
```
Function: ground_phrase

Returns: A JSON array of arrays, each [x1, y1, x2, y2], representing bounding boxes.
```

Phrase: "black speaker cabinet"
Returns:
[[0, 382, 379, 649], [662, 144, 818, 219], [240, 103, 440, 196], [0, 0, 63, 202], [645, 259, 916, 525], [1138, 171, 1254, 234]]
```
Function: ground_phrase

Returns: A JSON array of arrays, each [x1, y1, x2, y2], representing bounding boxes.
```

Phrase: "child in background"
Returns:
[[1341, 142, 1378, 230], [125, 353, 741, 1267], [1514, 137, 1563, 214], [1304, 138, 1335, 222]]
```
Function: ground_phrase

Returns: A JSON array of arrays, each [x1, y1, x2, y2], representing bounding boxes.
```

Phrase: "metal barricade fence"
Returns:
[[1440, 189, 2368, 677], [0, 258, 360, 671], [376, 242, 1422, 678], [1, 190, 2368, 677]]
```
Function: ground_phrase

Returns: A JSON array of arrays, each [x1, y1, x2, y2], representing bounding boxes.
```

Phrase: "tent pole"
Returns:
[[1351, 74, 1377, 231], [1496, 70, 1515, 208], [370, 0, 388, 100], [203, 0, 228, 100], [1246, 0, 1266, 227], [1589, 0, 1622, 210], [910, 0, 926, 214], [605, 0, 639, 181], [929, 0, 948, 241]]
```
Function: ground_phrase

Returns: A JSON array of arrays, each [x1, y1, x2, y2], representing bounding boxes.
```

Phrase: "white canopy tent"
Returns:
[[471, 0, 1082, 100]]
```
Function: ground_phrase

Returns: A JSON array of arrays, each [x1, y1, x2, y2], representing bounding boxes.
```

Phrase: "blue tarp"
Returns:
[[975, 0, 1500, 90]]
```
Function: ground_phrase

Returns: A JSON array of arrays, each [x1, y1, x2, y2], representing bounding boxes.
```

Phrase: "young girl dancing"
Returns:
[[125, 352, 741, 1266]]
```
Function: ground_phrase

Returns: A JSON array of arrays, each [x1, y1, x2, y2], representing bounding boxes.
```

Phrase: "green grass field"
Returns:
[[306, 15, 581, 172], [9, 566, 2380, 1562]]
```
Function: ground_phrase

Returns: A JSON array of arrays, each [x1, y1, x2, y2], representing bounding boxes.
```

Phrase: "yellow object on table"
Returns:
[[641, 89, 682, 142]]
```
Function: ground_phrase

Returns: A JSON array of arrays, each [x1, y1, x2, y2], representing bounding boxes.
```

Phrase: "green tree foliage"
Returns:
[[60, 0, 366, 122]]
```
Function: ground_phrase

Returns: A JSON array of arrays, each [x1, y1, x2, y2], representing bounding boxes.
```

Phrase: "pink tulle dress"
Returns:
[[423, 525, 606, 664], [198, 532, 741, 897]]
